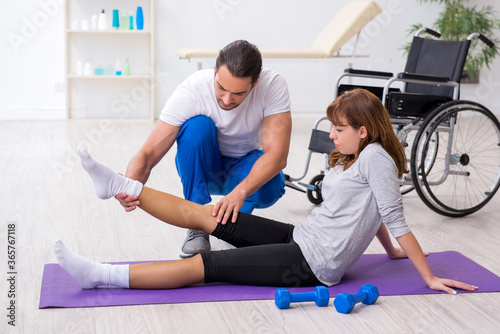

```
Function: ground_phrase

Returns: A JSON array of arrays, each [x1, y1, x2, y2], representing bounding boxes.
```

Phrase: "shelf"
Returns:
[[67, 29, 151, 35], [68, 74, 151, 79], [64, 0, 154, 119]]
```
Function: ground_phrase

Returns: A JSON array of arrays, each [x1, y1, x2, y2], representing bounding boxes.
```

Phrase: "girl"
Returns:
[[54, 89, 477, 294]]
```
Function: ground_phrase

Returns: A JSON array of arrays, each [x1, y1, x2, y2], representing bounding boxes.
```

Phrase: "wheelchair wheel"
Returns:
[[306, 174, 324, 205], [399, 127, 418, 195], [399, 126, 439, 195], [411, 100, 500, 217]]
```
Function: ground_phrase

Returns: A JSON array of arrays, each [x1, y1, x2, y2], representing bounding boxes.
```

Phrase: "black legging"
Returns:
[[200, 212, 323, 287]]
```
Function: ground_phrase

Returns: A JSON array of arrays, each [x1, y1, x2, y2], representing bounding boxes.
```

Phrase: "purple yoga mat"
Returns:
[[39, 251, 500, 309]]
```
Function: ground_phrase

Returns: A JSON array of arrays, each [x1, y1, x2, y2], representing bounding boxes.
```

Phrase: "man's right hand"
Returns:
[[115, 193, 140, 212], [115, 121, 180, 212]]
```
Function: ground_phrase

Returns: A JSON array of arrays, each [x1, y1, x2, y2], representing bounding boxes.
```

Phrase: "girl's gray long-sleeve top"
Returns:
[[293, 142, 411, 286]]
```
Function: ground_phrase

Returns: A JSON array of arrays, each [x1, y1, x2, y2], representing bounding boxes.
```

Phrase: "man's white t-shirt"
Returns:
[[159, 68, 291, 158]]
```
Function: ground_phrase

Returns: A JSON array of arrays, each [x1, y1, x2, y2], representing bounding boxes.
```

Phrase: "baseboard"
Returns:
[[0, 108, 66, 120]]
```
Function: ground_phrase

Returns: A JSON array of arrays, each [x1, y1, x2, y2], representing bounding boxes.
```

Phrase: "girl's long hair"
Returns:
[[327, 89, 408, 178]]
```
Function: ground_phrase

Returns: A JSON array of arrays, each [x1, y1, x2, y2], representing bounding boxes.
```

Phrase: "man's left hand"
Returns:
[[212, 190, 246, 224]]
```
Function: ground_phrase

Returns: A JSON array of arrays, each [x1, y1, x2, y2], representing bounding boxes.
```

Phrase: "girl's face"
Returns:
[[329, 116, 367, 156]]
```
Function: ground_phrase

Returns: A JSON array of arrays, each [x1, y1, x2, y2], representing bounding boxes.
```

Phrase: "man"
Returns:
[[116, 40, 292, 256]]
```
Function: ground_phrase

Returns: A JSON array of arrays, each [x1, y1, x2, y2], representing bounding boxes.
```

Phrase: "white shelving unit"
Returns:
[[64, 0, 155, 119]]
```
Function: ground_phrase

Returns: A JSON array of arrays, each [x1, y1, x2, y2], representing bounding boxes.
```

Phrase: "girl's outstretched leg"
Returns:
[[129, 255, 205, 289], [54, 240, 205, 290], [79, 148, 218, 234], [79, 148, 143, 199], [53, 240, 129, 289], [137, 187, 218, 233]]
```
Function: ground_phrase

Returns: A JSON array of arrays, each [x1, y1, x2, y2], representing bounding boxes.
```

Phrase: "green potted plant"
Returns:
[[405, 0, 500, 83]]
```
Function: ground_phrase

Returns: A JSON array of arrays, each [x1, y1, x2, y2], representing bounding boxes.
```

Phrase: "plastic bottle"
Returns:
[[83, 62, 93, 76], [136, 6, 144, 30], [120, 12, 128, 30], [91, 12, 98, 30], [129, 10, 134, 30], [115, 59, 122, 75], [123, 58, 131, 75], [98, 9, 108, 30], [112, 10, 119, 29], [94, 61, 104, 75], [105, 61, 114, 75]]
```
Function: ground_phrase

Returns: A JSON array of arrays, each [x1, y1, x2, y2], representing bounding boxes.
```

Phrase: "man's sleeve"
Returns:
[[263, 73, 291, 117], [159, 84, 201, 126]]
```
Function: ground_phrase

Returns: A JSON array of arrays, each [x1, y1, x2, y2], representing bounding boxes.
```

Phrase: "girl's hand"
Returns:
[[387, 247, 428, 259], [427, 276, 478, 295]]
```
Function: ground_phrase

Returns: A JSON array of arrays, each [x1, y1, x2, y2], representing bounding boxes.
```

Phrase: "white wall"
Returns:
[[1, 0, 499, 119], [1, 0, 65, 119]]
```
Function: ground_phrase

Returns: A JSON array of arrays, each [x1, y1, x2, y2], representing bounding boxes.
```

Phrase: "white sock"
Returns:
[[53, 240, 130, 289], [78, 148, 143, 199]]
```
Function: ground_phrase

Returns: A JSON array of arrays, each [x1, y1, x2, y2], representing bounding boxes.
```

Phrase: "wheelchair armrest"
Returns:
[[344, 68, 393, 78], [397, 72, 449, 83]]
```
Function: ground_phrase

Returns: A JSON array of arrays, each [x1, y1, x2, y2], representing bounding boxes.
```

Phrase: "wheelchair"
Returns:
[[285, 27, 500, 217]]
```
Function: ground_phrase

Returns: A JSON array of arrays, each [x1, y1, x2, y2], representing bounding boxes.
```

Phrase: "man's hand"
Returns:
[[115, 193, 140, 212], [212, 189, 246, 224], [115, 121, 179, 213]]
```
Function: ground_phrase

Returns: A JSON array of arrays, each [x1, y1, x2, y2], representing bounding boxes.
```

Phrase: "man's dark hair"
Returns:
[[215, 40, 262, 84]]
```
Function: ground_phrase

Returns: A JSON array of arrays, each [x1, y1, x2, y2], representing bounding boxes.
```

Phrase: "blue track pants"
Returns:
[[175, 116, 286, 213]]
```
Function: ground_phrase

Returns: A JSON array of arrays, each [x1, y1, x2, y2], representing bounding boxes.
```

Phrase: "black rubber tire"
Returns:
[[306, 174, 325, 205], [411, 100, 500, 217]]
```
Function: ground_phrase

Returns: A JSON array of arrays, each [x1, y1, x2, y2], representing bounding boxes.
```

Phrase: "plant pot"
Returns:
[[461, 70, 480, 84]]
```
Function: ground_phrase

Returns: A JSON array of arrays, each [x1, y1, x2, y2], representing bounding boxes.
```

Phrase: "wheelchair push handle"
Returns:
[[415, 27, 494, 49], [468, 33, 495, 48], [415, 27, 441, 39]]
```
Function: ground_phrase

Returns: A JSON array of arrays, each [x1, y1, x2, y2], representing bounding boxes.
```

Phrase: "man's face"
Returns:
[[214, 65, 256, 110]]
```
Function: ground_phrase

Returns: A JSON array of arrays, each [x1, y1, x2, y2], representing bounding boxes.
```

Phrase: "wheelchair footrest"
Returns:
[[298, 182, 316, 191], [285, 180, 306, 193]]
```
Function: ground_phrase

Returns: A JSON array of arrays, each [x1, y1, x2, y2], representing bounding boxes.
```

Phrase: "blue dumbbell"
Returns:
[[334, 284, 379, 314], [275, 286, 330, 309]]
